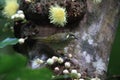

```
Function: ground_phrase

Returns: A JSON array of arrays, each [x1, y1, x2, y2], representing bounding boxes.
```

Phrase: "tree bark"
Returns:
[[68, 0, 120, 79]]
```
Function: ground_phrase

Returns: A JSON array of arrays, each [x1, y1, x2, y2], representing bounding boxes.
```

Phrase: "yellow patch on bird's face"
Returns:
[[3, 0, 19, 18], [49, 5, 67, 27]]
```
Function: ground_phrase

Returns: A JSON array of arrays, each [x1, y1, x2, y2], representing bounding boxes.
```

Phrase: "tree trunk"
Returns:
[[68, 0, 119, 79], [70, 0, 119, 79]]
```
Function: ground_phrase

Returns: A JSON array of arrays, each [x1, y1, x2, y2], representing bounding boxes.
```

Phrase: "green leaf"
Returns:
[[0, 54, 27, 74], [0, 38, 18, 48], [3, 68, 53, 80], [0, 0, 5, 10]]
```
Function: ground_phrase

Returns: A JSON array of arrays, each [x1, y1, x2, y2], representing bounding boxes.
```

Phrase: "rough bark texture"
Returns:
[[14, 0, 120, 79], [67, 0, 120, 79]]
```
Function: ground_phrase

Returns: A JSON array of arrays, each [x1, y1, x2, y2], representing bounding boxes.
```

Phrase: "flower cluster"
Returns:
[[31, 53, 101, 80], [3, 0, 19, 18], [11, 10, 25, 20], [31, 56, 64, 69], [49, 5, 67, 27]]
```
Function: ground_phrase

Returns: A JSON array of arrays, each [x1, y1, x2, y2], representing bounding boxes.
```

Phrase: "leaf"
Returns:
[[3, 68, 53, 80], [0, 38, 18, 48], [0, 0, 5, 10], [0, 54, 27, 74], [0, 53, 53, 80]]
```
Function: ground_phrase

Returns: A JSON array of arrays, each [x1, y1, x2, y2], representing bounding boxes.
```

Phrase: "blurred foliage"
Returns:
[[0, 0, 53, 80], [0, 0, 4, 10], [0, 53, 27, 74], [0, 53, 53, 80], [0, 38, 18, 48], [3, 68, 53, 80], [107, 20, 120, 80]]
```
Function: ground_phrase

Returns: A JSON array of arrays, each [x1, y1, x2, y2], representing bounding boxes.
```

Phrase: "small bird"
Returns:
[[31, 32, 77, 51], [32, 32, 77, 43]]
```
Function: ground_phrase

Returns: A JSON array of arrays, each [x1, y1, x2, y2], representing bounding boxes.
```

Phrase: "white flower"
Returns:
[[11, 10, 25, 20], [47, 58, 54, 65], [71, 69, 77, 74], [63, 69, 69, 74], [54, 67, 59, 71], [19, 14, 25, 19], [18, 38, 25, 44], [64, 62, 71, 68], [17, 10, 24, 14], [68, 54, 72, 58], [14, 14, 19, 18], [58, 57, 64, 63], [52, 56, 58, 62], [36, 58, 44, 64], [77, 73, 81, 78]]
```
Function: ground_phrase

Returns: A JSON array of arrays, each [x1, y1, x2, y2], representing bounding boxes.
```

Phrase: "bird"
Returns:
[[31, 32, 77, 50], [32, 32, 77, 43]]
